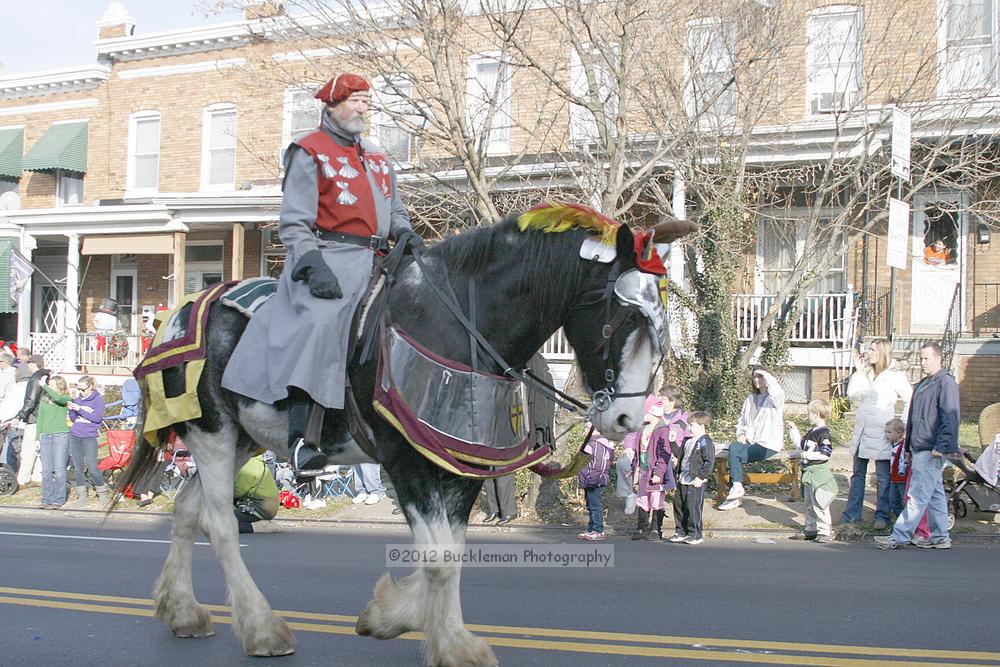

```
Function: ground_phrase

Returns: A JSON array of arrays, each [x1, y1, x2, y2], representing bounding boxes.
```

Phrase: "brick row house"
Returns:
[[0, 0, 998, 416]]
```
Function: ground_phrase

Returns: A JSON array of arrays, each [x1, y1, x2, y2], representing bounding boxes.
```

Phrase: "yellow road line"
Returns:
[[1, 587, 997, 665]]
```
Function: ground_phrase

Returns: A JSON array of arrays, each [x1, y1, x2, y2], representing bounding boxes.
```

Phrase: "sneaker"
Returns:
[[583, 531, 606, 541], [668, 533, 688, 543], [789, 531, 818, 541], [725, 482, 745, 501], [352, 492, 369, 505], [364, 493, 384, 505], [814, 535, 833, 544], [251, 520, 282, 534], [718, 499, 741, 511], [914, 538, 951, 549], [874, 536, 900, 550], [683, 536, 704, 545], [577, 531, 595, 540]]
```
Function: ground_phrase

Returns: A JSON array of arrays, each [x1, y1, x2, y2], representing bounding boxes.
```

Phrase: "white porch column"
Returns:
[[16, 234, 36, 348], [64, 233, 80, 370], [669, 168, 686, 288]]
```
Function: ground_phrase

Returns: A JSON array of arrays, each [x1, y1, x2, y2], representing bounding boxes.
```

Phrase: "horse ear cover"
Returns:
[[615, 223, 635, 265]]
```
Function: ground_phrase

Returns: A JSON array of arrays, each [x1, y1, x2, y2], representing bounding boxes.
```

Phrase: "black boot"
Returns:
[[644, 509, 665, 541], [631, 508, 649, 540], [287, 389, 326, 473]]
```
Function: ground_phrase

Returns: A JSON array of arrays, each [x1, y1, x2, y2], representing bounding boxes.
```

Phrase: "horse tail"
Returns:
[[105, 397, 159, 515]]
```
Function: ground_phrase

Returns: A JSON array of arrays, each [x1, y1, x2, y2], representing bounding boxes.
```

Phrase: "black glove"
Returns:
[[395, 228, 425, 254], [291, 249, 342, 299]]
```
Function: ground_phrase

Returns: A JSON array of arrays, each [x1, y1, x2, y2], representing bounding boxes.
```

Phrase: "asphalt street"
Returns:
[[1, 511, 998, 666]]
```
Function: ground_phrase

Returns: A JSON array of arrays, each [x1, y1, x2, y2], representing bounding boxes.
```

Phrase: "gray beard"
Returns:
[[337, 116, 366, 135]]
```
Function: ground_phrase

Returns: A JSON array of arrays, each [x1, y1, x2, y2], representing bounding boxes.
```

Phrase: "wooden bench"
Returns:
[[713, 447, 801, 503]]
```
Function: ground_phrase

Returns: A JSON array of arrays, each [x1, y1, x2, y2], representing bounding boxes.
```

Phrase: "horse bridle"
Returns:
[[569, 262, 664, 417], [408, 247, 662, 422]]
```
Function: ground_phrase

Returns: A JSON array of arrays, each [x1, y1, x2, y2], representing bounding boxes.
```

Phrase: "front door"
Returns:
[[910, 193, 965, 334]]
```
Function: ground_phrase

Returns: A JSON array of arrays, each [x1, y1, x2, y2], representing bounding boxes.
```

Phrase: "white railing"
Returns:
[[542, 327, 575, 360], [732, 293, 854, 343], [75, 332, 146, 370]]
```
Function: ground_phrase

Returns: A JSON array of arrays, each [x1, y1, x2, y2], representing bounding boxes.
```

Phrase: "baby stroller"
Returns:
[[946, 439, 1000, 524]]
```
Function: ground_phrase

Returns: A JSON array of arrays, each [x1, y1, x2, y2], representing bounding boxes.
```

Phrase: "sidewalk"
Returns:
[[3, 447, 998, 541]]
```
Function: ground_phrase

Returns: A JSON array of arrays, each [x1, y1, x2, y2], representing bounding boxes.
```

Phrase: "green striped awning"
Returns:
[[0, 128, 23, 179], [22, 121, 88, 174], [0, 239, 15, 314]]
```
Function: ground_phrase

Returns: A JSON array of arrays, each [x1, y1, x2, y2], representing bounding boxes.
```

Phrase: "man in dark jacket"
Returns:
[[876, 343, 959, 550]]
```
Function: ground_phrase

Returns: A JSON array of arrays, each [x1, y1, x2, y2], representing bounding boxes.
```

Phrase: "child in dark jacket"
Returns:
[[578, 426, 615, 541], [668, 411, 715, 545]]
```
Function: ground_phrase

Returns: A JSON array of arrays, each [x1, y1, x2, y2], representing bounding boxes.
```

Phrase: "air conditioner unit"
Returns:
[[813, 91, 855, 113]]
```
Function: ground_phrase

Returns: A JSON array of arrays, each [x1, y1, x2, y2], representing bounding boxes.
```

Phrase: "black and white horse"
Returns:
[[118, 211, 693, 665]]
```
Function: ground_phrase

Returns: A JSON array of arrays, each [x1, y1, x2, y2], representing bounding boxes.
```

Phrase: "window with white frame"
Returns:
[[373, 75, 416, 163], [941, 0, 997, 93], [201, 105, 237, 190], [757, 217, 846, 294], [569, 44, 620, 144], [281, 88, 322, 165], [686, 19, 736, 119], [183, 242, 224, 293], [467, 53, 512, 155], [127, 111, 161, 192], [56, 170, 83, 206], [807, 7, 863, 114]]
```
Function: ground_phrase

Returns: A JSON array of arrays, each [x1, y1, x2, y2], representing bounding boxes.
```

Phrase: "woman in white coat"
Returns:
[[840, 339, 912, 529]]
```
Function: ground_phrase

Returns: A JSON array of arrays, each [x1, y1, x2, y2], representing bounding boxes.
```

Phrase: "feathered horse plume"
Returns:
[[516, 202, 620, 247]]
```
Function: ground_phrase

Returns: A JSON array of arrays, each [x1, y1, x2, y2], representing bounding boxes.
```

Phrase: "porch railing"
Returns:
[[541, 328, 575, 361], [75, 332, 146, 370], [732, 293, 854, 344]]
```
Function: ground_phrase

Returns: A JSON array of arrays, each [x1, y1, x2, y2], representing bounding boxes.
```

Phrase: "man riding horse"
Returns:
[[221, 73, 422, 472]]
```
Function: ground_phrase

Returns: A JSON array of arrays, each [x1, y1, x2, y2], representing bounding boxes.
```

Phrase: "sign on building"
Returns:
[[887, 197, 909, 269], [891, 107, 911, 182]]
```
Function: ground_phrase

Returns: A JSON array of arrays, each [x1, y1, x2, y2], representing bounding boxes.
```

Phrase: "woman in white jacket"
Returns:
[[840, 339, 912, 529]]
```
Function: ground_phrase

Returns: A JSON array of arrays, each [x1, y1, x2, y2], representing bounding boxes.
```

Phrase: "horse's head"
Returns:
[[554, 212, 697, 440]]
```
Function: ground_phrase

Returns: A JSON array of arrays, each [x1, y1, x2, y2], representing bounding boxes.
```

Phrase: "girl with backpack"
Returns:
[[577, 425, 615, 541]]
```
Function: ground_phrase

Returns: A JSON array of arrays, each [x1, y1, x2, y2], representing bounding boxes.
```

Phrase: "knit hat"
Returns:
[[644, 395, 664, 418], [314, 73, 370, 104]]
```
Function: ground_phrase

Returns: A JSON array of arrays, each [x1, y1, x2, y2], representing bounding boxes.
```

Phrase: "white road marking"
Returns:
[[0, 530, 245, 547]]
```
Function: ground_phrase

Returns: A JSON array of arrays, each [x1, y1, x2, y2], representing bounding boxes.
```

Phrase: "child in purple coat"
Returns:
[[625, 386, 689, 541], [577, 425, 615, 541]]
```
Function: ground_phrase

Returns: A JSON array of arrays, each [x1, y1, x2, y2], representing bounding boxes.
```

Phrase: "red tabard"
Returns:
[[295, 131, 392, 237]]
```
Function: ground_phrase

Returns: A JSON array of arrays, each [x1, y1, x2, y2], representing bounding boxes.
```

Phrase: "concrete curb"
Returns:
[[3, 505, 998, 543]]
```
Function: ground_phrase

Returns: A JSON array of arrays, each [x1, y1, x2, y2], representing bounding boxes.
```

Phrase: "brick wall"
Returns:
[[956, 355, 1000, 418]]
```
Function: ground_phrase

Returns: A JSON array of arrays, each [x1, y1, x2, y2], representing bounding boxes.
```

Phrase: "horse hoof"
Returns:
[[159, 602, 215, 638], [242, 616, 295, 657], [356, 598, 408, 640], [424, 628, 497, 667]]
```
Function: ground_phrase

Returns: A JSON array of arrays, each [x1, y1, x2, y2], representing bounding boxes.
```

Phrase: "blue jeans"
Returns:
[[891, 451, 950, 543], [887, 481, 907, 518], [353, 463, 385, 496], [584, 486, 605, 533], [39, 433, 69, 506], [727, 442, 775, 485], [841, 455, 891, 523], [69, 435, 105, 488]]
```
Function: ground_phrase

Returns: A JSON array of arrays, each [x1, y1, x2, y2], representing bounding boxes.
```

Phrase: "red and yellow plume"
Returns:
[[516, 202, 620, 247]]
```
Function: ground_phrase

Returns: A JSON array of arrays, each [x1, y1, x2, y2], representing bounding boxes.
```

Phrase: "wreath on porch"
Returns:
[[108, 332, 130, 363]]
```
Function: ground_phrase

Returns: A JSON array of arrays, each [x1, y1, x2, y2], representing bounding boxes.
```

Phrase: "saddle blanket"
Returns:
[[133, 281, 237, 447], [221, 277, 278, 318]]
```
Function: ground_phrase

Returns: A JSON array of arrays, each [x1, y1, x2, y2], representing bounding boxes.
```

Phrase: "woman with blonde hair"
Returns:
[[840, 339, 913, 529]]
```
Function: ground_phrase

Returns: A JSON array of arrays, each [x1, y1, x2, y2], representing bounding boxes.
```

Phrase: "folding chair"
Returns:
[[316, 465, 355, 500]]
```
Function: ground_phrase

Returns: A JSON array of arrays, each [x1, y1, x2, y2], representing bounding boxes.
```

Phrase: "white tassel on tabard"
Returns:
[[336, 157, 359, 178], [336, 181, 358, 205]]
